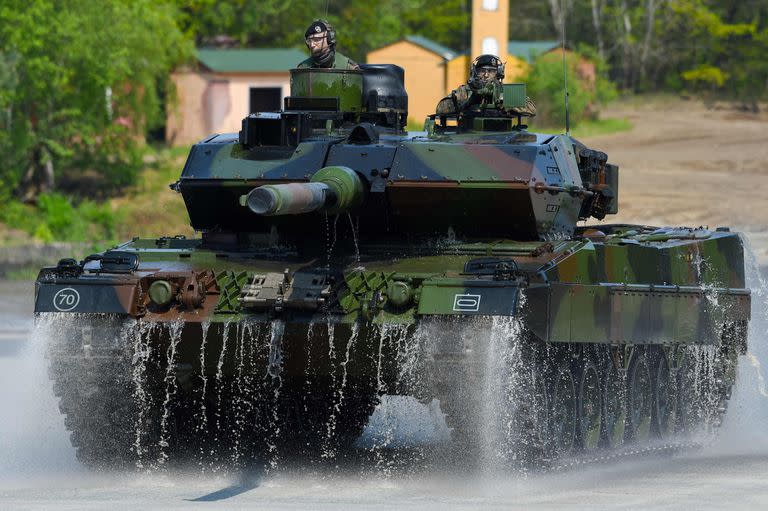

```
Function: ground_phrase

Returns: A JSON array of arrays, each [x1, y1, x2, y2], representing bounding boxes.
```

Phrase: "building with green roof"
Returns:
[[196, 48, 308, 73], [507, 40, 560, 63], [367, 34, 562, 123], [167, 48, 306, 145]]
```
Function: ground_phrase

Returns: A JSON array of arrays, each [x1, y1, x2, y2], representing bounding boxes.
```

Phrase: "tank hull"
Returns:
[[36, 225, 750, 469]]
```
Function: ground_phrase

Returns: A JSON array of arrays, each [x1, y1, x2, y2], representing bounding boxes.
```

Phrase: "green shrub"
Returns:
[[0, 200, 37, 233], [525, 50, 616, 129], [36, 193, 76, 237], [33, 223, 54, 243], [0, 193, 117, 243], [79, 200, 119, 240]]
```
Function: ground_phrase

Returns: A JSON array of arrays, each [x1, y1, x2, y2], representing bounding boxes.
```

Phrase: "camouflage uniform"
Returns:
[[436, 83, 537, 117], [296, 52, 360, 70], [436, 53, 536, 117]]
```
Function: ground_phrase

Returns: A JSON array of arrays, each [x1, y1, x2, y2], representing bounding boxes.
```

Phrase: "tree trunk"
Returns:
[[590, 0, 605, 62], [41, 149, 55, 193], [639, 0, 658, 86], [548, 0, 562, 35], [19, 143, 55, 202], [618, 0, 633, 89]]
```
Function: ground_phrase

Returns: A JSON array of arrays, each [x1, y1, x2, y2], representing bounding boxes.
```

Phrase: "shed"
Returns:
[[166, 48, 306, 145], [367, 35, 459, 124]]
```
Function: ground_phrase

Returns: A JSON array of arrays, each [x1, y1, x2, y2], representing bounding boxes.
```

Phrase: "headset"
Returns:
[[305, 19, 336, 49], [470, 54, 505, 82]]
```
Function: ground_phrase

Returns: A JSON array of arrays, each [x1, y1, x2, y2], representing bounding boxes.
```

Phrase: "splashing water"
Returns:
[[323, 322, 359, 458], [480, 316, 526, 472], [357, 326, 400, 472], [713, 236, 768, 454], [213, 319, 233, 464], [157, 321, 184, 466], [266, 319, 285, 469], [358, 395, 450, 450], [358, 323, 431, 473], [324, 213, 340, 269], [0, 313, 78, 476], [304, 322, 316, 402], [346, 212, 361, 263], [131, 320, 156, 469], [12, 237, 768, 477], [319, 320, 340, 459], [746, 353, 768, 398], [197, 320, 211, 433]]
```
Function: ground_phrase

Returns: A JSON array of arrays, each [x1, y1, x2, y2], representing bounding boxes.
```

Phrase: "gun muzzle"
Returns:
[[245, 166, 364, 216]]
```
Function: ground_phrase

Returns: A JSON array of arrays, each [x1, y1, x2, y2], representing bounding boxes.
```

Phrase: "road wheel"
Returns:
[[652, 350, 677, 439], [627, 350, 652, 443], [549, 361, 577, 456], [602, 360, 627, 449], [578, 359, 602, 452]]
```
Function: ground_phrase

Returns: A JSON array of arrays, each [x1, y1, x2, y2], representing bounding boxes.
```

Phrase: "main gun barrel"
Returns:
[[247, 182, 331, 216], [245, 165, 364, 216]]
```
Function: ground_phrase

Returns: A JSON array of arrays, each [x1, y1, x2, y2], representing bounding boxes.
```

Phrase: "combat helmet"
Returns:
[[469, 54, 505, 88]]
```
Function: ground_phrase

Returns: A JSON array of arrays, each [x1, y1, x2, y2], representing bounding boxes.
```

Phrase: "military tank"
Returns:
[[35, 64, 751, 470]]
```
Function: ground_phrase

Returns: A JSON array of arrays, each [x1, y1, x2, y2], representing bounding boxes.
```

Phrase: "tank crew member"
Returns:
[[435, 54, 536, 117], [297, 19, 360, 70]]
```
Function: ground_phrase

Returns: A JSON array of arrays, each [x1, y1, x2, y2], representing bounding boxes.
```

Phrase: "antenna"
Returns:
[[325, 0, 330, 17], [560, 0, 571, 136]]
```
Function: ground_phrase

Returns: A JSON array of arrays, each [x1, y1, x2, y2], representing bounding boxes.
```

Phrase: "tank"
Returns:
[[34, 65, 751, 470]]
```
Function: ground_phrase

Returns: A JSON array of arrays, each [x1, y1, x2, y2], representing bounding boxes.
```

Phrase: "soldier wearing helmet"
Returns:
[[297, 19, 360, 70], [436, 54, 536, 117]]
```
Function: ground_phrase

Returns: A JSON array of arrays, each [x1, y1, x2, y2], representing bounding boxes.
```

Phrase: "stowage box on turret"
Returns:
[[35, 64, 750, 470]]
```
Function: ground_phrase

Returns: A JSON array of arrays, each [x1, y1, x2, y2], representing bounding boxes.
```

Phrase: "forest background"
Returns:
[[0, 0, 766, 252]]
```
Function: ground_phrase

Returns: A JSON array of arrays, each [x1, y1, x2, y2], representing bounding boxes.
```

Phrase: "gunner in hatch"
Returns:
[[435, 54, 536, 117]]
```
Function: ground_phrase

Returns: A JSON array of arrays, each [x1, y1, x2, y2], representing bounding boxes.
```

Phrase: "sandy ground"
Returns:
[[582, 98, 768, 266]]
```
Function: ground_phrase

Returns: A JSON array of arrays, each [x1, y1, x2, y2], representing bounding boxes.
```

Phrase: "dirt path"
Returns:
[[582, 97, 768, 266]]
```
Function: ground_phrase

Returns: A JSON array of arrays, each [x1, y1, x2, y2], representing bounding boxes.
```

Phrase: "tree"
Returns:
[[175, 0, 303, 47], [525, 50, 615, 128], [176, 0, 469, 62], [665, 0, 768, 105], [0, 0, 192, 200]]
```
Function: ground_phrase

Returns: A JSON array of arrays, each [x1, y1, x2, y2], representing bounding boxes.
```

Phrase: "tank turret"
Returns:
[[177, 126, 618, 247], [175, 64, 621, 244]]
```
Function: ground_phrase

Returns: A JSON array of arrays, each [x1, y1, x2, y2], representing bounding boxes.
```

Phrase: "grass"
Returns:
[[406, 118, 426, 132], [5, 267, 41, 281], [569, 117, 634, 138], [108, 145, 194, 240], [529, 117, 633, 138], [0, 145, 195, 248]]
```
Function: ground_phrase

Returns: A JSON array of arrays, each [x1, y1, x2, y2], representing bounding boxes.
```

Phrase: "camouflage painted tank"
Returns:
[[35, 64, 751, 470]]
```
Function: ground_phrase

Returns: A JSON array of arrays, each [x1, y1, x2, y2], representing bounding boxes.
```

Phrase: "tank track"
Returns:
[[47, 316, 379, 471], [49, 350, 139, 470], [429, 323, 742, 470], [46, 314, 742, 471]]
